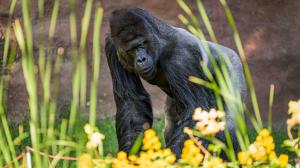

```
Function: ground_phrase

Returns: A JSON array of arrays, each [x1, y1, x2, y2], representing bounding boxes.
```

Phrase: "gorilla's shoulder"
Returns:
[[206, 41, 242, 68], [175, 27, 241, 65], [172, 27, 199, 46]]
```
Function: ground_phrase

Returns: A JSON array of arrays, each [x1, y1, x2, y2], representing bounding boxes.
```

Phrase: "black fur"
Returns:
[[105, 8, 246, 157]]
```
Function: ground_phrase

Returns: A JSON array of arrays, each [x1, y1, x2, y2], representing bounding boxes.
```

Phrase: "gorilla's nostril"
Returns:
[[137, 57, 146, 64]]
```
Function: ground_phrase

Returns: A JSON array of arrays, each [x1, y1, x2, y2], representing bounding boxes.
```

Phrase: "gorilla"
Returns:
[[105, 8, 246, 157]]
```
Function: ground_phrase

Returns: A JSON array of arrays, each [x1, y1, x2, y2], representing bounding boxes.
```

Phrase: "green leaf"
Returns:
[[129, 132, 144, 155], [208, 144, 222, 155], [282, 139, 294, 148]]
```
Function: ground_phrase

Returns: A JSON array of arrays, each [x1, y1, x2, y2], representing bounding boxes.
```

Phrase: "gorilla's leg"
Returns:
[[164, 97, 239, 158], [164, 96, 195, 157], [164, 96, 177, 142], [166, 120, 196, 158]]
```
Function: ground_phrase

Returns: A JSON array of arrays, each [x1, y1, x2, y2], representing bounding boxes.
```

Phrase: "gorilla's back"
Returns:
[[174, 27, 247, 100]]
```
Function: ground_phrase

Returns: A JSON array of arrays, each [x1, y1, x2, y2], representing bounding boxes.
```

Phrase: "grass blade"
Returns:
[[268, 84, 275, 131], [219, 0, 263, 129], [89, 8, 103, 127]]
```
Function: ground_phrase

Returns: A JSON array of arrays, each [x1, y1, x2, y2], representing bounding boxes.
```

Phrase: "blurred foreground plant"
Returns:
[[176, 0, 294, 167], [283, 100, 300, 165], [83, 111, 290, 167], [0, 0, 299, 167], [1, 0, 103, 167]]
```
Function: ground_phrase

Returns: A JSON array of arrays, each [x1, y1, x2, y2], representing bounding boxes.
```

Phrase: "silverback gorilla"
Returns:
[[105, 8, 247, 157]]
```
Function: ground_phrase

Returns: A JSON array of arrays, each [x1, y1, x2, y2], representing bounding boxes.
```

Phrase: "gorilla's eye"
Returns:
[[126, 44, 141, 55], [126, 40, 148, 55], [126, 48, 137, 56]]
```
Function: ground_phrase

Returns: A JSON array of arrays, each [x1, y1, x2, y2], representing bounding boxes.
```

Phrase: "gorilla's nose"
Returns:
[[135, 49, 153, 72], [137, 55, 147, 65]]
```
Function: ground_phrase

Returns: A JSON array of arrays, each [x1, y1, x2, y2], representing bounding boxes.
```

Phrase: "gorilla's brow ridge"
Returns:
[[115, 20, 143, 37]]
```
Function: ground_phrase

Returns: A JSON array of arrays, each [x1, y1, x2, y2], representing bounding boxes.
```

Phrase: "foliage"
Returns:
[[0, 0, 299, 167], [1, 0, 104, 167]]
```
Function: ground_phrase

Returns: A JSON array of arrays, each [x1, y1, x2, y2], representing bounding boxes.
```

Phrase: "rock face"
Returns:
[[0, 0, 299, 127]]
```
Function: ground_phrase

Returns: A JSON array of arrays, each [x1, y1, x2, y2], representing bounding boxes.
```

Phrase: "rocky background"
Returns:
[[0, 0, 299, 128]]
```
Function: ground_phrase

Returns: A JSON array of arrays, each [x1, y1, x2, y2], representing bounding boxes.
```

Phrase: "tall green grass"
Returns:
[[0, 0, 291, 167], [0, 1, 19, 167], [177, 0, 276, 162], [0, 0, 103, 167]]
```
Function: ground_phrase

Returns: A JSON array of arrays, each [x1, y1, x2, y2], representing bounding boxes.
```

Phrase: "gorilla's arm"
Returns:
[[105, 36, 153, 152], [163, 49, 216, 156]]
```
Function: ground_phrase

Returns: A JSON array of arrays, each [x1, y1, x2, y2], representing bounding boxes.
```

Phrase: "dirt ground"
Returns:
[[1, 0, 300, 128]]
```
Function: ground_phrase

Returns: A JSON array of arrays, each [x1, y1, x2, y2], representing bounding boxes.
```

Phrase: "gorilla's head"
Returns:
[[109, 8, 168, 80]]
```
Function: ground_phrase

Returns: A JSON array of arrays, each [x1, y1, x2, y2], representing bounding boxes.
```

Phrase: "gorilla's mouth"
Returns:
[[138, 65, 154, 79]]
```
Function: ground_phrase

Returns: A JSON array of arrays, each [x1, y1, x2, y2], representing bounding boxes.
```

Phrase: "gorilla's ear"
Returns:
[[109, 8, 148, 37]]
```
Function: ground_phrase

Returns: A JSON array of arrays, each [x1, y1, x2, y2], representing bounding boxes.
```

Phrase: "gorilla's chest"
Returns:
[[144, 69, 173, 97]]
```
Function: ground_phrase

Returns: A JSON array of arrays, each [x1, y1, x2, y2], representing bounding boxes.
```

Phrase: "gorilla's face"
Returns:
[[109, 9, 158, 80], [117, 33, 155, 79]]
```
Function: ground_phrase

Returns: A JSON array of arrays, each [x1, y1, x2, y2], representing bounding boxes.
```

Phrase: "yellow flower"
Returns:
[[117, 151, 128, 160], [278, 154, 288, 167], [193, 107, 206, 120], [162, 148, 172, 155], [112, 151, 130, 168], [288, 100, 300, 114], [208, 108, 218, 119], [84, 123, 105, 150], [238, 151, 252, 165], [218, 121, 226, 130], [120, 129, 177, 167], [249, 143, 266, 161], [246, 128, 277, 163], [144, 129, 156, 138], [181, 139, 203, 166], [193, 108, 210, 122], [238, 128, 281, 167], [288, 112, 300, 128], [128, 155, 138, 162], [192, 108, 226, 136], [79, 153, 93, 168], [194, 153, 204, 165], [165, 154, 176, 164], [287, 100, 300, 129], [259, 128, 270, 137], [86, 132, 105, 149], [269, 151, 276, 161], [264, 138, 275, 153], [203, 157, 225, 168], [142, 129, 162, 151]]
